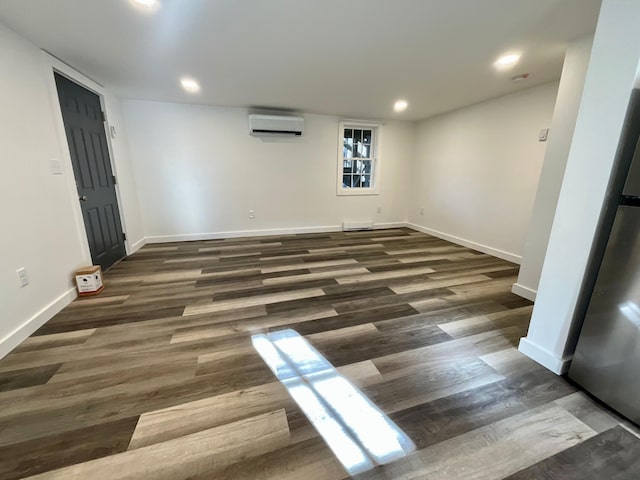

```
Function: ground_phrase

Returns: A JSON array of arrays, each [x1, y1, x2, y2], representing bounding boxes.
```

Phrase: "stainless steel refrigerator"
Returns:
[[569, 90, 640, 424]]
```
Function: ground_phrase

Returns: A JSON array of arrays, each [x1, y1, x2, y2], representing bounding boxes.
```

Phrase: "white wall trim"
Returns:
[[145, 222, 408, 244], [336, 120, 382, 196], [518, 337, 572, 375], [406, 222, 522, 264], [146, 226, 341, 243], [511, 282, 537, 302], [130, 237, 147, 253], [0, 287, 77, 360], [40, 52, 93, 266]]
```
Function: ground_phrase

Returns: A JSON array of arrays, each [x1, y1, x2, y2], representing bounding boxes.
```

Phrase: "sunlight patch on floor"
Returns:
[[252, 329, 415, 475]]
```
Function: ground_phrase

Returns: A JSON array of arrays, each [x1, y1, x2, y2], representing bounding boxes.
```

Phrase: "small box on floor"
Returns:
[[74, 265, 104, 296]]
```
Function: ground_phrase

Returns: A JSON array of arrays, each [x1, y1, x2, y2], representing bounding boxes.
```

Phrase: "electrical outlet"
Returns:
[[376, 206, 382, 214], [420, 207, 424, 216], [16, 267, 29, 287], [249, 209, 256, 219]]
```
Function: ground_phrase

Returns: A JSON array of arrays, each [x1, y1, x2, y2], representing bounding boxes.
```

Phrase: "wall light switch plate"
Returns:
[[249, 210, 256, 219], [50, 158, 63, 175], [538, 128, 549, 142], [16, 267, 29, 287]]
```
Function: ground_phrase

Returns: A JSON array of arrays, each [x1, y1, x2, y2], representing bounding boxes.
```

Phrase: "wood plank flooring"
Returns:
[[0, 228, 638, 479]]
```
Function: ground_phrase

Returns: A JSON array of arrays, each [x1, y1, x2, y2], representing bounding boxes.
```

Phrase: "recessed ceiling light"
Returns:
[[393, 100, 408, 112], [494, 53, 521, 69], [180, 77, 201, 94], [511, 73, 530, 82], [129, 0, 160, 12]]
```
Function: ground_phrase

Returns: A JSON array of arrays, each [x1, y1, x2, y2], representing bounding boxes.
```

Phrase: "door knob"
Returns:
[[79, 195, 87, 202]]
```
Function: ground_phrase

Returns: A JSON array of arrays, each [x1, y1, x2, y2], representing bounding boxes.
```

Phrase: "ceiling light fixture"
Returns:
[[130, 0, 160, 12], [180, 77, 201, 94], [494, 53, 521, 69], [393, 100, 408, 113]]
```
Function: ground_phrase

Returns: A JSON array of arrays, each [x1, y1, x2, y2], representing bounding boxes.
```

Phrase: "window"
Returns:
[[337, 122, 380, 195]]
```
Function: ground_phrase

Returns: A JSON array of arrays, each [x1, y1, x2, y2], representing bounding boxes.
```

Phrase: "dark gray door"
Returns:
[[55, 73, 126, 271]]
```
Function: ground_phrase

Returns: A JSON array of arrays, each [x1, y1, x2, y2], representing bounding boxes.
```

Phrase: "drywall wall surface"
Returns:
[[121, 100, 414, 240], [515, 35, 594, 300], [409, 82, 559, 262], [0, 23, 86, 354], [0, 21, 143, 357]]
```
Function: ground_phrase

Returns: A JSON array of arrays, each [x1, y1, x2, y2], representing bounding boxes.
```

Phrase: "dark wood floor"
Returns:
[[0, 228, 637, 479]]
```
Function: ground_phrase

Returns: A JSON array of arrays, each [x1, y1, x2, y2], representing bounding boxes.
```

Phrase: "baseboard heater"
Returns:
[[342, 221, 374, 231]]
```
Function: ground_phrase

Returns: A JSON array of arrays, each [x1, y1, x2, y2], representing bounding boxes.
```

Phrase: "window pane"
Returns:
[[353, 175, 362, 188], [363, 160, 372, 174], [343, 160, 352, 175], [361, 175, 371, 188], [357, 144, 370, 158], [342, 174, 352, 188], [353, 129, 362, 143], [363, 130, 372, 144], [344, 129, 354, 159]]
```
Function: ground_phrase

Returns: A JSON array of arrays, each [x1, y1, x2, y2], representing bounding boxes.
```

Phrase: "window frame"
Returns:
[[336, 120, 381, 196]]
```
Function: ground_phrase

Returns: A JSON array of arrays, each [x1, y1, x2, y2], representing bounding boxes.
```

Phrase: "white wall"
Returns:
[[514, 35, 594, 301], [408, 82, 559, 263], [121, 101, 413, 241], [520, 0, 640, 374], [0, 22, 143, 358]]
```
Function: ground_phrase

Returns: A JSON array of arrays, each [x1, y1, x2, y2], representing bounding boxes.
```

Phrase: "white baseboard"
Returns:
[[129, 237, 146, 254], [406, 223, 522, 264], [511, 282, 537, 302], [0, 287, 77, 360], [145, 222, 408, 244], [518, 337, 572, 375]]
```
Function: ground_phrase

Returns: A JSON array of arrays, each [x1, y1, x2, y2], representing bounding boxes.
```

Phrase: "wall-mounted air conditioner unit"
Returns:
[[248, 114, 304, 137]]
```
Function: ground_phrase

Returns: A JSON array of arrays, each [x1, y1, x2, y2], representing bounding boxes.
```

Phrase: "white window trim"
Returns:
[[336, 120, 382, 196]]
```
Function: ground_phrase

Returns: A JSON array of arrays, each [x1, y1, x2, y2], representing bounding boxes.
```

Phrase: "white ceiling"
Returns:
[[0, 0, 601, 120]]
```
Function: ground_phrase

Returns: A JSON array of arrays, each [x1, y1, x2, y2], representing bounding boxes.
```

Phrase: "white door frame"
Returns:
[[41, 51, 135, 260]]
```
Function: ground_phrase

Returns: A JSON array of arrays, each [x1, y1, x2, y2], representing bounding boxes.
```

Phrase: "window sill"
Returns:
[[336, 188, 379, 197]]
